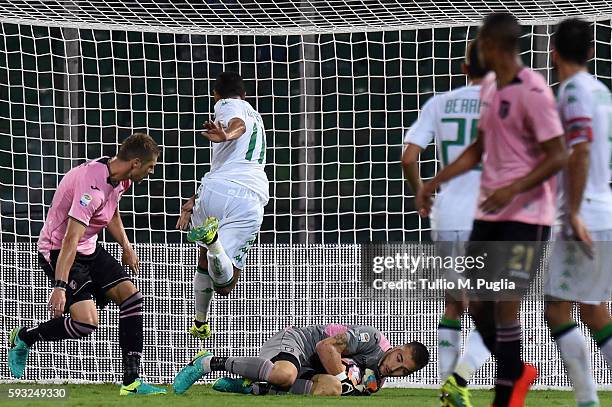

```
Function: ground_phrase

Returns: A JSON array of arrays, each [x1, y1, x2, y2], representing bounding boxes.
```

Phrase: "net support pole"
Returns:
[[61, 27, 83, 172], [297, 34, 320, 244], [532, 25, 551, 81]]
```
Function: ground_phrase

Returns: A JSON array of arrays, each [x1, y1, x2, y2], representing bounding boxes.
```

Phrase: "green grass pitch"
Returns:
[[1, 384, 610, 407]]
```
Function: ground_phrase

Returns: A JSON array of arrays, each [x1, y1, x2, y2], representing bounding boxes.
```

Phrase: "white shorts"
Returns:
[[191, 178, 264, 269], [544, 229, 612, 305], [431, 230, 471, 291]]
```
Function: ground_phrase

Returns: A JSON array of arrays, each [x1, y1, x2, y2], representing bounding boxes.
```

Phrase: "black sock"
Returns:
[[252, 382, 271, 395], [194, 320, 208, 328], [494, 322, 523, 407], [119, 291, 144, 385], [209, 356, 229, 371], [25, 317, 95, 344], [481, 333, 497, 355], [18, 327, 39, 347], [122, 352, 141, 385], [453, 373, 468, 388]]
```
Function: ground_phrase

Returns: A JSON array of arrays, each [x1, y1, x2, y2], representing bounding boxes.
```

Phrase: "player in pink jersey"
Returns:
[[8, 133, 165, 396], [417, 13, 567, 407]]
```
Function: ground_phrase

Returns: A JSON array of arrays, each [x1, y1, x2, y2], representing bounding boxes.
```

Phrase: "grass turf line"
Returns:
[[1, 384, 610, 407]]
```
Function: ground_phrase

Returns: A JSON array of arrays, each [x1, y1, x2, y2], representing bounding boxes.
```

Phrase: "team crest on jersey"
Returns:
[[79, 193, 92, 207], [359, 333, 370, 342], [499, 100, 511, 118]]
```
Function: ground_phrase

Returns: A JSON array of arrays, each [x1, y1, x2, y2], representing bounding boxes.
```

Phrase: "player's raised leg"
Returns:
[[176, 71, 269, 339]]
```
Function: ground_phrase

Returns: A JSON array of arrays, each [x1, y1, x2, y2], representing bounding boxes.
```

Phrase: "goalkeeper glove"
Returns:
[[335, 371, 361, 396]]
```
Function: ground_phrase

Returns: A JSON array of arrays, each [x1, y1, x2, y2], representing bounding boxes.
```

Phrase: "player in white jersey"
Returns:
[[402, 40, 490, 407], [176, 72, 269, 339], [543, 19, 612, 407]]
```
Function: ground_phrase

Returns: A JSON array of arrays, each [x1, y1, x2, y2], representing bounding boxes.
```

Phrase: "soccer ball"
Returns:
[[341, 358, 363, 387]]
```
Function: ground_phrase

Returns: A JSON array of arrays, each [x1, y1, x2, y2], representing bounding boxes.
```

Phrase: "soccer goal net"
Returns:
[[1, 0, 612, 388]]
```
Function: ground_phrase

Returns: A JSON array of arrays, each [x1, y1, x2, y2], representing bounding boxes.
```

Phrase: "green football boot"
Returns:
[[440, 375, 473, 407], [578, 402, 600, 407], [212, 377, 253, 394], [119, 379, 167, 396], [8, 327, 31, 379], [188, 320, 212, 340], [187, 217, 219, 245], [173, 350, 213, 394]]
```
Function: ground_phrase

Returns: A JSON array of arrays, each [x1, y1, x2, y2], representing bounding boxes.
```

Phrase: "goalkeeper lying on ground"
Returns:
[[173, 324, 429, 396]]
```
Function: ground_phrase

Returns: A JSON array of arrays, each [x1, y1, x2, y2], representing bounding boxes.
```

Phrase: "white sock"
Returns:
[[200, 354, 213, 373], [598, 336, 612, 369], [193, 269, 214, 322], [454, 329, 491, 382], [207, 239, 234, 287], [556, 326, 599, 405], [438, 325, 461, 382]]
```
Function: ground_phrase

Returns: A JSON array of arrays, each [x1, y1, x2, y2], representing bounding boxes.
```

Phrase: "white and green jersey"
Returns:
[[557, 71, 612, 231], [404, 85, 481, 231], [204, 98, 269, 204]]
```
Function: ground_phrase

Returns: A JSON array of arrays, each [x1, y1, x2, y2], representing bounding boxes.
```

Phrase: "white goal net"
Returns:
[[1, 0, 612, 388]]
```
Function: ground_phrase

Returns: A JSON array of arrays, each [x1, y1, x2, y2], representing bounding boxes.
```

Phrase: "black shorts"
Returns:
[[39, 244, 132, 311], [466, 220, 550, 298]]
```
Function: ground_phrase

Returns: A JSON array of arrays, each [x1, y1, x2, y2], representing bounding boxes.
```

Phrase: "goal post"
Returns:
[[1, 1, 612, 388]]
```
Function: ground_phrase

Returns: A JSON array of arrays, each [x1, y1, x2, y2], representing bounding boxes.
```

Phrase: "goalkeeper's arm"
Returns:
[[315, 333, 347, 376], [315, 334, 360, 395]]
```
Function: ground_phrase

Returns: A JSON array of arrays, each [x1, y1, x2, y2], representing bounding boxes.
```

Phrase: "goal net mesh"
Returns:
[[1, 0, 611, 388]]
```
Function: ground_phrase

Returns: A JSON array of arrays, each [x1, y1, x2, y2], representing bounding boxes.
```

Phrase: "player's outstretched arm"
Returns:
[[202, 118, 246, 143], [107, 208, 140, 274], [416, 133, 483, 216], [49, 218, 86, 318]]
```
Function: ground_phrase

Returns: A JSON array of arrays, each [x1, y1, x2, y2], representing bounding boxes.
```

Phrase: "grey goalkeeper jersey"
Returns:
[[292, 324, 391, 371]]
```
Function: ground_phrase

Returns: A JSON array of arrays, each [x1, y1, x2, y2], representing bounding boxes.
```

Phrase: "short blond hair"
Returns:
[[117, 133, 160, 162]]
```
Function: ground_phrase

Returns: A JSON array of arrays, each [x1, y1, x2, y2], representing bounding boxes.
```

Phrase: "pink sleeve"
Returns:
[[524, 84, 564, 143], [68, 178, 103, 226]]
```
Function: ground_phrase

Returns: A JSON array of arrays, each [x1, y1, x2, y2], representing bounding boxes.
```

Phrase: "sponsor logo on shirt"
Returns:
[[359, 333, 370, 342], [80, 193, 92, 207]]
